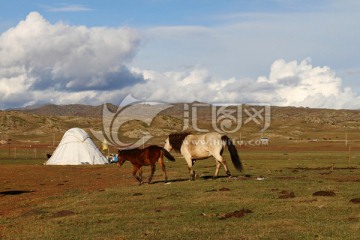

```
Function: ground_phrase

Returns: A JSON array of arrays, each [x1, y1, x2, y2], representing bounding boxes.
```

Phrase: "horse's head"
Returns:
[[117, 150, 126, 167], [164, 137, 172, 152]]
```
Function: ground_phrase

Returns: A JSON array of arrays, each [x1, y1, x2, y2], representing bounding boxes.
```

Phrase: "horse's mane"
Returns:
[[168, 132, 191, 153]]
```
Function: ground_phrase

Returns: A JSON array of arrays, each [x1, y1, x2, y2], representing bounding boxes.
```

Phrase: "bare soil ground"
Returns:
[[0, 164, 127, 218], [1, 154, 360, 239]]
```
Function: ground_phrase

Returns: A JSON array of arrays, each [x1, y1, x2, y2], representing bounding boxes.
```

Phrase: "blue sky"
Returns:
[[0, 1, 317, 28], [0, 0, 360, 109]]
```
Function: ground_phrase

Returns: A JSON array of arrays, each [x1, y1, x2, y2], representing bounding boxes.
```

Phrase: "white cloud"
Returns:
[[0, 12, 142, 108], [45, 4, 93, 12], [255, 58, 360, 108], [133, 1, 360, 93], [1, 12, 359, 110], [128, 58, 360, 109]]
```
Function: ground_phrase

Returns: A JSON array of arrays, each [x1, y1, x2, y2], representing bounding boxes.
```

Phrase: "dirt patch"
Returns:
[[219, 209, 253, 219], [350, 198, 360, 204], [0, 164, 130, 218], [278, 190, 295, 199], [313, 191, 336, 197], [52, 210, 76, 218], [347, 217, 359, 222]]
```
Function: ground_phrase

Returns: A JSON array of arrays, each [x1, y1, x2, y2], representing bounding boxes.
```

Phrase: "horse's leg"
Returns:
[[222, 158, 231, 177], [213, 153, 231, 177], [213, 160, 221, 178], [148, 164, 155, 183], [139, 166, 143, 183], [132, 165, 143, 184], [158, 157, 168, 182], [184, 156, 196, 180]]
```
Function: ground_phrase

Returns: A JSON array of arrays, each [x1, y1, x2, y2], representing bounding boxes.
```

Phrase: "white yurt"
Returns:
[[46, 128, 108, 165]]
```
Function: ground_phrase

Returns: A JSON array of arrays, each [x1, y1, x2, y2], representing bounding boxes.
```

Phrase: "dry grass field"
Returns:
[[1, 104, 360, 239], [1, 149, 359, 239]]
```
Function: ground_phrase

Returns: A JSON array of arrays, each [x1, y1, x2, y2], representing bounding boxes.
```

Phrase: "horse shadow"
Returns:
[[150, 178, 190, 184], [148, 174, 236, 184], [200, 175, 233, 180]]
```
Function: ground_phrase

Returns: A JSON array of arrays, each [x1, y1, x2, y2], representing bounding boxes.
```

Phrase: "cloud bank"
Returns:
[[257, 59, 360, 109], [0, 12, 359, 109], [130, 58, 360, 109], [0, 12, 142, 107]]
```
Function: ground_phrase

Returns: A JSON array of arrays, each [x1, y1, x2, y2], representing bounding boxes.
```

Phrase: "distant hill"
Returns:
[[20, 103, 118, 117], [15, 102, 360, 129], [1, 102, 360, 147]]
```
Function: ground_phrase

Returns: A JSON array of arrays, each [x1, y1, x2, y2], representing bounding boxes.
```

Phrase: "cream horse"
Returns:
[[164, 132, 243, 180]]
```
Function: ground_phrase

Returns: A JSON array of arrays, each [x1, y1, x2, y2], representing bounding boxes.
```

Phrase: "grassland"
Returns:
[[1, 148, 359, 240], [1, 104, 360, 239]]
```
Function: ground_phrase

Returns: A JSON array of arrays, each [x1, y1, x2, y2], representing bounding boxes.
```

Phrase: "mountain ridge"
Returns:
[[1, 102, 360, 145]]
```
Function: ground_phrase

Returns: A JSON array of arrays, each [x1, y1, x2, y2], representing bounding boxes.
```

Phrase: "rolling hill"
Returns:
[[1, 103, 360, 150]]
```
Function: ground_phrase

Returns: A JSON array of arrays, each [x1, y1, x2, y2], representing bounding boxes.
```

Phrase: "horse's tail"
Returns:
[[221, 135, 243, 172], [161, 148, 175, 161]]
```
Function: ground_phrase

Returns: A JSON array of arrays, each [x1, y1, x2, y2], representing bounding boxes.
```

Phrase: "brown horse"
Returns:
[[117, 145, 175, 184]]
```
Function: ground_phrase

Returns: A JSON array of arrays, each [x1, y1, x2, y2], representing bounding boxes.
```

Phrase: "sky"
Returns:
[[0, 0, 360, 109]]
